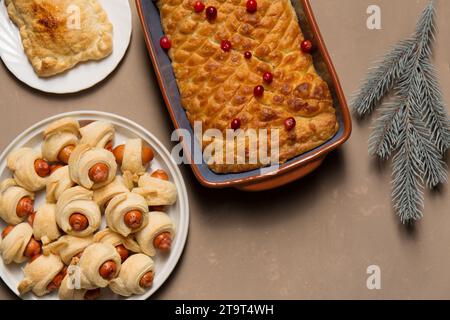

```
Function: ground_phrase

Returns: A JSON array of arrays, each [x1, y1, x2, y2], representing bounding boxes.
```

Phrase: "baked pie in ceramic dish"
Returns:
[[156, 0, 338, 173], [4, 0, 113, 77]]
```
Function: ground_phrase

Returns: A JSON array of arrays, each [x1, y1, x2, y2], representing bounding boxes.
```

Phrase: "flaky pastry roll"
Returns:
[[46, 166, 75, 203], [18, 254, 64, 297], [94, 228, 140, 254], [0, 222, 33, 264], [41, 118, 80, 162], [32, 203, 61, 245], [43, 235, 93, 265], [79, 121, 115, 148], [93, 176, 133, 209], [7, 148, 48, 191], [69, 144, 117, 190], [132, 174, 177, 206], [74, 243, 121, 289], [0, 178, 34, 225], [105, 192, 149, 237], [119, 139, 150, 182], [58, 274, 100, 300], [109, 254, 154, 297], [135, 211, 175, 257], [56, 186, 101, 237]]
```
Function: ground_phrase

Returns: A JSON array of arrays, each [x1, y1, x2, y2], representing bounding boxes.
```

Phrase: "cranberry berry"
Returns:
[[221, 40, 232, 52], [206, 6, 217, 20], [160, 36, 171, 50], [231, 118, 241, 130], [284, 117, 296, 131], [246, 0, 257, 13], [263, 72, 273, 84], [244, 51, 252, 59], [194, 1, 205, 13], [254, 85, 264, 97], [300, 40, 313, 54]]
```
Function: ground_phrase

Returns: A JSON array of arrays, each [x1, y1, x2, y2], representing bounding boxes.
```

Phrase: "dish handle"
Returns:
[[236, 156, 326, 192]]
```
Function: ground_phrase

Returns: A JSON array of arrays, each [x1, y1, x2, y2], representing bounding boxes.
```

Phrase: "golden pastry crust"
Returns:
[[5, 0, 113, 77], [158, 0, 338, 173]]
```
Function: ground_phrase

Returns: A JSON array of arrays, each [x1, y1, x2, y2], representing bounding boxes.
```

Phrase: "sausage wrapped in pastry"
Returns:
[[56, 187, 101, 237], [31, 203, 61, 245], [69, 144, 117, 190], [73, 243, 121, 289], [109, 254, 154, 297], [46, 165, 75, 204], [43, 235, 93, 265], [41, 118, 80, 164], [132, 173, 177, 206], [105, 192, 149, 237], [135, 212, 175, 257], [0, 178, 34, 225], [18, 254, 65, 297], [93, 176, 133, 210], [94, 228, 140, 262], [112, 139, 154, 182], [79, 121, 115, 149], [0, 223, 40, 264], [7, 148, 50, 191], [58, 274, 101, 300]]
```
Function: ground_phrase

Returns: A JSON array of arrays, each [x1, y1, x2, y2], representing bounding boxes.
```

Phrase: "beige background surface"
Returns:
[[0, 0, 449, 300]]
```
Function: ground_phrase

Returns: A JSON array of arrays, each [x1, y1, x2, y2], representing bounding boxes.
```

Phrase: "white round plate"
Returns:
[[0, 111, 189, 300], [0, 0, 132, 94]]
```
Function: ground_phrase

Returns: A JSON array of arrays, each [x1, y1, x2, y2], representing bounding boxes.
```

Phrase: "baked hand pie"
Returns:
[[0, 222, 40, 264], [42, 118, 80, 163], [105, 192, 149, 237], [80, 121, 115, 149], [45, 165, 75, 203], [43, 234, 93, 265], [18, 254, 65, 297], [109, 253, 154, 297], [0, 178, 34, 225], [93, 176, 133, 210], [31, 203, 61, 245], [93, 228, 141, 262], [58, 274, 101, 300], [4, 0, 113, 77], [157, 0, 338, 173], [135, 211, 175, 257], [7, 148, 50, 191], [72, 242, 121, 289], [132, 173, 177, 206], [69, 144, 117, 190], [112, 139, 154, 182], [55, 186, 101, 237]]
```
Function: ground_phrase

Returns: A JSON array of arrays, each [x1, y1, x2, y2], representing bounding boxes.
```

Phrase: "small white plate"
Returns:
[[0, 111, 189, 300], [0, 0, 132, 94]]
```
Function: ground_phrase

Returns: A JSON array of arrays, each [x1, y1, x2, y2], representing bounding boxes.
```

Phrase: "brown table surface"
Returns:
[[0, 0, 449, 300]]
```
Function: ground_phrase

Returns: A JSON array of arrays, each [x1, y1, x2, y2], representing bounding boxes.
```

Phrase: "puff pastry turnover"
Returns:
[[157, 0, 338, 172], [4, 0, 113, 77]]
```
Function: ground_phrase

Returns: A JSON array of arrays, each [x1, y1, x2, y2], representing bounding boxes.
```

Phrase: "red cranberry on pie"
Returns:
[[300, 40, 313, 53], [231, 118, 241, 130], [263, 72, 273, 84], [206, 6, 218, 20], [221, 40, 232, 52], [254, 85, 264, 97], [194, 1, 205, 13], [284, 117, 296, 131], [160, 36, 171, 50], [246, 0, 257, 13]]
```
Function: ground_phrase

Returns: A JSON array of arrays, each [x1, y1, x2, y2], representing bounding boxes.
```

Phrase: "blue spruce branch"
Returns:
[[352, 0, 449, 223]]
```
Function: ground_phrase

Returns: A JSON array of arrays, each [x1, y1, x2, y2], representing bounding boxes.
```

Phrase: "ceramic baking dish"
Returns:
[[136, 0, 352, 191]]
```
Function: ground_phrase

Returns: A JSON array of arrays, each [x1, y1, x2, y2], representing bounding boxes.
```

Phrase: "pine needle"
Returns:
[[352, 0, 449, 223]]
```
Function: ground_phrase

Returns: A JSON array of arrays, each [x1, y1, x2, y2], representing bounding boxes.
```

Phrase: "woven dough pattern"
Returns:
[[158, 0, 338, 172]]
